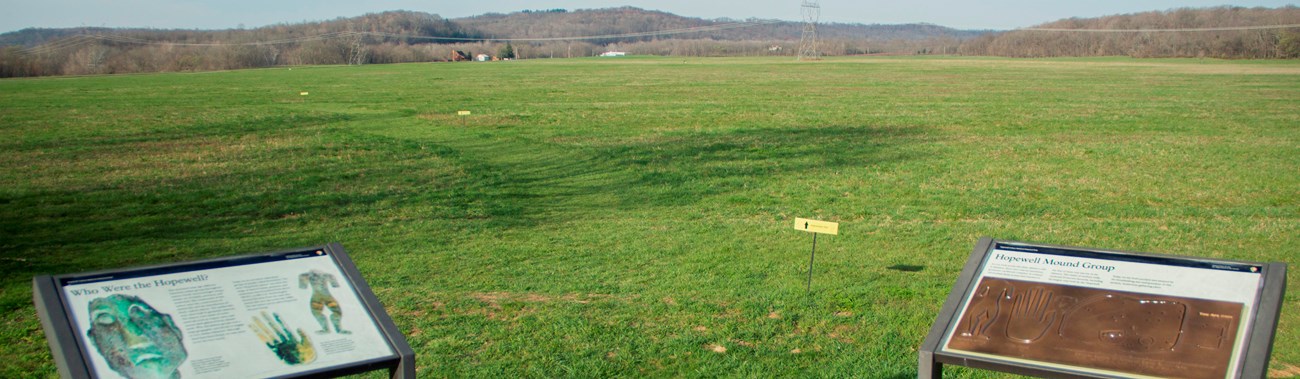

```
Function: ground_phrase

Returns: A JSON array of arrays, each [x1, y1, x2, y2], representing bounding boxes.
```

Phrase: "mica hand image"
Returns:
[[1006, 287, 1059, 343], [1059, 294, 1186, 352], [249, 311, 317, 365], [86, 295, 188, 379], [299, 270, 349, 334]]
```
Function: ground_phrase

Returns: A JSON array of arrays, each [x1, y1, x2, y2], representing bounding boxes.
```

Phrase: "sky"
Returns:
[[2, 0, 1296, 34]]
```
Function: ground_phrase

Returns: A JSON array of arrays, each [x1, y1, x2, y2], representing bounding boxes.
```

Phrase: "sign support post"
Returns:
[[457, 110, 470, 126], [806, 233, 818, 294]]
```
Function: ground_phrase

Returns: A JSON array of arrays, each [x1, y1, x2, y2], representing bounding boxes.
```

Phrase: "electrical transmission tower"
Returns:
[[797, 0, 820, 60]]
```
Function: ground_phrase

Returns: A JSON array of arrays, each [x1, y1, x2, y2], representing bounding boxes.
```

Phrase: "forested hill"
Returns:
[[4, 6, 1298, 77], [454, 7, 983, 42], [0, 7, 979, 50], [0, 7, 984, 77], [961, 6, 1300, 58], [0, 11, 476, 48]]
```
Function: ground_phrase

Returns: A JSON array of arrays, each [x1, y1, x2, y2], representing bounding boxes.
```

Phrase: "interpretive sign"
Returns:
[[34, 243, 415, 379], [919, 238, 1286, 379]]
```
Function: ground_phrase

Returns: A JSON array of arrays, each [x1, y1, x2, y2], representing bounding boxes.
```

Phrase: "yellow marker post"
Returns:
[[794, 218, 839, 294], [457, 111, 471, 126]]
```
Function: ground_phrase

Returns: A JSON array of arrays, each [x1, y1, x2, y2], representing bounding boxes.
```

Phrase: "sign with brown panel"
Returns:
[[919, 238, 1286, 379]]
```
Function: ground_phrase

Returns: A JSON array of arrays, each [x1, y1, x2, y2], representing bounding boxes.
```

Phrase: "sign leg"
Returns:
[[806, 233, 818, 294]]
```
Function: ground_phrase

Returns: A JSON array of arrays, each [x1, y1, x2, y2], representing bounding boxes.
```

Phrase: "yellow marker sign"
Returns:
[[794, 218, 838, 235], [299, 92, 309, 96], [457, 111, 471, 116]]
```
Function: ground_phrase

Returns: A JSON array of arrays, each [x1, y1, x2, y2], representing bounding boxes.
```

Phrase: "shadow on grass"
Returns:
[[886, 264, 926, 272], [0, 115, 472, 310], [0, 119, 928, 312], [424, 124, 927, 218], [607, 125, 923, 207]]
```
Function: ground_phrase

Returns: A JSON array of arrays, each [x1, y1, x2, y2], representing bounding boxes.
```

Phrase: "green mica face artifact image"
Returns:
[[86, 295, 188, 379]]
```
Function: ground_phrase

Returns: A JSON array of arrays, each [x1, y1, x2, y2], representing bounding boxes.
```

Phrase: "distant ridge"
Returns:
[[3, 5, 1297, 77], [961, 6, 1300, 58], [0, 7, 986, 77], [451, 7, 984, 42]]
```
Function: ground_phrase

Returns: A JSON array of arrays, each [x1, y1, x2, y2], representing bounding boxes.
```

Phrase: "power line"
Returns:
[[19, 35, 98, 55]]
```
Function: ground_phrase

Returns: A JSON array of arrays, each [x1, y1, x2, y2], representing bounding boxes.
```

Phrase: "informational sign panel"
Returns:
[[919, 238, 1286, 379], [34, 243, 414, 379]]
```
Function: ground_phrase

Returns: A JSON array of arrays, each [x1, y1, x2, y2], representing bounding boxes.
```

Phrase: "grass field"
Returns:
[[1, 55, 1298, 378]]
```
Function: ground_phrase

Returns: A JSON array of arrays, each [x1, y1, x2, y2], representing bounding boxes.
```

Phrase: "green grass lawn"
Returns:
[[2, 55, 1297, 378]]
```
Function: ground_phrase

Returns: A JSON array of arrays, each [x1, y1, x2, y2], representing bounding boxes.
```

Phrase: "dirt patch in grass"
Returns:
[[458, 292, 620, 322], [469, 291, 618, 305], [829, 325, 858, 343], [1270, 363, 1300, 378]]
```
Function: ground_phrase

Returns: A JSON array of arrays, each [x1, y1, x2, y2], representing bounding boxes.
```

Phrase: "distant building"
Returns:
[[475, 54, 491, 62], [599, 51, 627, 57]]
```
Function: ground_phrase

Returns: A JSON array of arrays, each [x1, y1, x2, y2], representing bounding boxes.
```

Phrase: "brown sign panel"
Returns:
[[947, 278, 1241, 378], [918, 238, 1287, 379]]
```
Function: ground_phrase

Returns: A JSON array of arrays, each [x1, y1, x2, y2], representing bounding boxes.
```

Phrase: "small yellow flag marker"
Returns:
[[299, 91, 309, 96], [794, 217, 838, 294], [794, 217, 838, 235], [457, 111, 471, 116]]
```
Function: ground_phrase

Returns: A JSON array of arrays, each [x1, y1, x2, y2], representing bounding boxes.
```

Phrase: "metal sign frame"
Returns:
[[919, 237, 1286, 378], [33, 243, 415, 379]]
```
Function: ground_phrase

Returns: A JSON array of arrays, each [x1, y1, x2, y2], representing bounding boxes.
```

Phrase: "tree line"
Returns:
[[0, 7, 977, 78], [2, 6, 1297, 78], [960, 6, 1300, 58], [0, 11, 480, 77]]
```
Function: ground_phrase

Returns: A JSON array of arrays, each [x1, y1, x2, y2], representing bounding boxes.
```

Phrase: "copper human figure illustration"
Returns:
[[299, 270, 349, 334], [86, 295, 188, 379], [961, 280, 1012, 340]]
